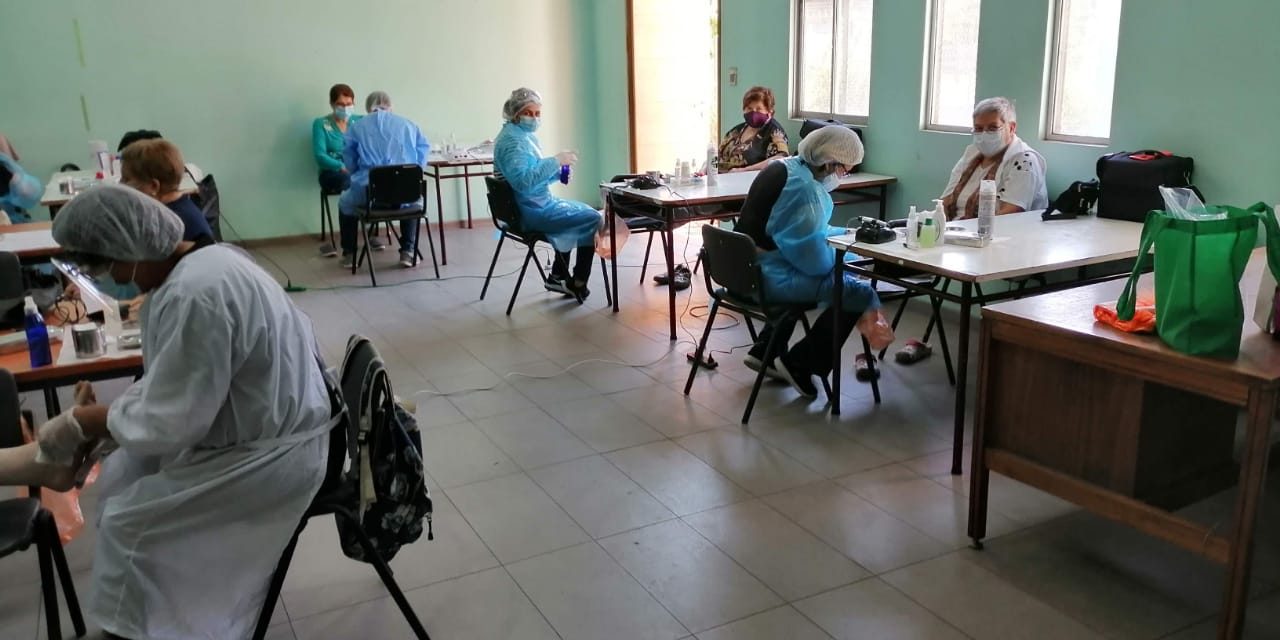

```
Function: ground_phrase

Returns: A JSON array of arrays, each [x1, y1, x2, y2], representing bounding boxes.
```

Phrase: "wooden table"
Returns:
[[0, 340, 143, 417], [606, 170, 898, 340], [968, 249, 1277, 639], [426, 150, 494, 265], [0, 221, 59, 262], [830, 211, 1145, 474]]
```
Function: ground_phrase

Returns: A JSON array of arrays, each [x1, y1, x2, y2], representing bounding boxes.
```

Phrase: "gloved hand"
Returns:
[[0, 153, 43, 211], [554, 151, 578, 166], [74, 381, 97, 407], [34, 410, 89, 466]]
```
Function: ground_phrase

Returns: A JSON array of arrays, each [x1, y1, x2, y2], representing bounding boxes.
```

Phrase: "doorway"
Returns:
[[627, 0, 720, 174]]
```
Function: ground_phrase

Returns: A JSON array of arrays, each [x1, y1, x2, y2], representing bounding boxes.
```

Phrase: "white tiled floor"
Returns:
[[3, 222, 1279, 639]]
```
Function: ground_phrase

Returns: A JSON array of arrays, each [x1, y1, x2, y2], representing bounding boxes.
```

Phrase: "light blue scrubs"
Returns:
[[759, 157, 879, 313], [493, 122, 600, 252]]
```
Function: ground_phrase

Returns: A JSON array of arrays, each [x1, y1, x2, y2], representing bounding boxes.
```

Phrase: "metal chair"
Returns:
[[253, 339, 430, 640], [606, 174, 671, 283], [683, 225, 880, 423], [480, 177, 611, 315], [319, 186, 339, 247], [355, 165, 439, 286], [0, 370, 86, 639]]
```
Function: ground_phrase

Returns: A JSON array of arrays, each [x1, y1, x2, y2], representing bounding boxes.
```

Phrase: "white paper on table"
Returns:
[[0, 229, 57, 253], [1253, 266, 1276, 333]]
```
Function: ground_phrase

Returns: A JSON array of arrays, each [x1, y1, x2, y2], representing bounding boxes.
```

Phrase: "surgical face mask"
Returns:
[[517, 116, 540, 132], [92, 262, 140, 300], [973, 131, 1008, 157], [333, 105, 354, 120], [743, 111, 770, 128], [821, 172, 842, 192]]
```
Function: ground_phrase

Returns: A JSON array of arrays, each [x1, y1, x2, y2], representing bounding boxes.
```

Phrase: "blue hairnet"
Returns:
[[0, 153, 41, 212], [502, 88, 542, 122], [797, 126, 864, 168], [366, 91, 392, 113], [52, 184, 184, 262]]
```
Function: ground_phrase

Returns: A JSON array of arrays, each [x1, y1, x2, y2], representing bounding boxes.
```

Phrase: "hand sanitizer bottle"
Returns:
[[977, 180, 997, 240], [906, 206, 920, 249]]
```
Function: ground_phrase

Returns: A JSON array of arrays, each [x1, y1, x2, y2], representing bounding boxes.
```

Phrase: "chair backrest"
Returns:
[[700, 225, 762, 299], [484, 176, 523, 232], [0, 252, 23, 331], [367, 164, 424, 208], [606, 174, 662, 218], [0, 370, 21, 450]]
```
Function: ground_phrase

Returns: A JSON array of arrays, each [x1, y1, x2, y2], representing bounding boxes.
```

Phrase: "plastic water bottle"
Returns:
[[559, 164, 571, 185], [905, 206, 920, 249], [23, 296, 51, 368], [706, 145, 719, 186], [920, 218, 937, 249], [977, 180, 997, 240]]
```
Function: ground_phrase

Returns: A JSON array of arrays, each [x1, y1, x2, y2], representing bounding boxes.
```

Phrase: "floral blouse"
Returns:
[[717, 119, 790, 171]]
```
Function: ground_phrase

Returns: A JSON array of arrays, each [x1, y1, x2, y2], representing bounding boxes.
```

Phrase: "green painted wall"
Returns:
[[721, 0, 1280, 219], [0, 0, 612, 239]]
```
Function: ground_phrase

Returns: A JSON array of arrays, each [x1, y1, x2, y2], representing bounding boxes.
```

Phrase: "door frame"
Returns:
[[625, 0, 723, 174]]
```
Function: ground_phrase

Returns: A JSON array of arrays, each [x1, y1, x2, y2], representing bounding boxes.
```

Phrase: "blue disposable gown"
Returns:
[[493, 122, 600, 252], [759, 157, 880, 314], [338, 110, 430, 215]]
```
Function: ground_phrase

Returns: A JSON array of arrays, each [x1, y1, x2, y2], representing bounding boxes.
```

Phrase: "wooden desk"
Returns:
[[426, 150, 495, 265], [968, 248, 1277, 639], [0, 222, 59, 261], [829, 211, 1145, 474], [0, 340, 143, 417], [606, 170, 898, 340]]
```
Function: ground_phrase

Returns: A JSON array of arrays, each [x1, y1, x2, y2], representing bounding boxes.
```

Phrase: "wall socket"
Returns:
[[728, 67, 738, 86]]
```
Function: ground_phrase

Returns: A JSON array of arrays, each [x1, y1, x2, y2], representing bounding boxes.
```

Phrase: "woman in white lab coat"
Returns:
[[34, 184, 333, 639]]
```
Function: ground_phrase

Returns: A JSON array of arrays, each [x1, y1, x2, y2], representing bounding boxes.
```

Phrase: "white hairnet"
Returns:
[[797, 126, 865, 168], [366, 90, 392, 112], [51, 184, 184, 262], [503, 88, 542, 122]]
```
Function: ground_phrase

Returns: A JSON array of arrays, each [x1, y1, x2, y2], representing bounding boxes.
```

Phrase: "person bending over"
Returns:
[[493, 87, 601, 302], [746, 126, 891, 397], [34, 185, 333, 639], [338, 90, 430, 269]]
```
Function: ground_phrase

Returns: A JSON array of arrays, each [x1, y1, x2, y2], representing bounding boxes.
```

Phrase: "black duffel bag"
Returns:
[[1096, 150, 1197, 222]]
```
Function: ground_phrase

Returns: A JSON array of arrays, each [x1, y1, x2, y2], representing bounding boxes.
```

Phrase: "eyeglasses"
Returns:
[[971, 124, 1006, 134]]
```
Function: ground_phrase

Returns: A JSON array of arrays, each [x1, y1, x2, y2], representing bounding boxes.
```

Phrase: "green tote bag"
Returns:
[[1117, 202, 1280, 359]]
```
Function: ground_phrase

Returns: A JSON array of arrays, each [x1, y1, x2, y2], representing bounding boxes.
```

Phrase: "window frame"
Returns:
[[1043, 0, 1118, 145], [922, 0, 980, 133], [789, 0, 870, 125]]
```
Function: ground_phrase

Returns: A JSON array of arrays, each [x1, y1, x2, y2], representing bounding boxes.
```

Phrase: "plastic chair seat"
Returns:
[[0, 498, 41, 556], [623, 215, 664, 231], [365, 205, 425, 220]]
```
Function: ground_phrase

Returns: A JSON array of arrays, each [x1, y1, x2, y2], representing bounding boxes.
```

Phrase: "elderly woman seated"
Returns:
[[896, 96, 1048, 365]]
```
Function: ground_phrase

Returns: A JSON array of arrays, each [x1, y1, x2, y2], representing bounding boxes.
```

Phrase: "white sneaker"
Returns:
[[318, 243, 338, 258], [743, 354, 784, 382], [399, 251, 416, 268], [340, 255, 356, 269], [370, 237, 387, 252]]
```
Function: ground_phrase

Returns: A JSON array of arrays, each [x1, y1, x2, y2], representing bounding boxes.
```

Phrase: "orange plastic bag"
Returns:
[[1095, 293, 1156, 333], [857, 308, 896, 351], [18, 420, 98, 544]]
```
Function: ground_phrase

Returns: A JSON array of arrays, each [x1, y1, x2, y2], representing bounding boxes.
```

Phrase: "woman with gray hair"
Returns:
[[896, 96, 1048, 365], [31, 184, 334, 638], [493, 87, 602, 302]]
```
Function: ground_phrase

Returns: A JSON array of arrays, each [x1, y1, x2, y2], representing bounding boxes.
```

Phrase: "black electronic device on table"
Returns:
[[854, 217, 897, 244], [628, 175, 661, 190]]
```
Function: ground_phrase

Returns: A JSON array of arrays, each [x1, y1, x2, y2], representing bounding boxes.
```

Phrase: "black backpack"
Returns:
[[336, 335, 433, 563], [1042, 179, 1101, 220], [187, 172, 224, 242], [1096, 150, 1197, 222]]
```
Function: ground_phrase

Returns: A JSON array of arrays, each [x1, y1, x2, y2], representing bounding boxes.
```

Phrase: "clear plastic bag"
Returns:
[[17, 419, 99, 544], [594, 211, 631, 260], [856, 308, 896, 351], [1159, 186, 1225, 221]]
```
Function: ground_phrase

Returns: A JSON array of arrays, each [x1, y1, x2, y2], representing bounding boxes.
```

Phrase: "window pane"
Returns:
[[926, 0, 981, 129], [798, 0, 834, 114], [1050, 0, 1122, 140], [831, 0, 873, 118]]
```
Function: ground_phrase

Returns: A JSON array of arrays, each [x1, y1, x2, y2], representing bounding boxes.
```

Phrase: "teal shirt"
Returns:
[[311, 113, 362, 172]]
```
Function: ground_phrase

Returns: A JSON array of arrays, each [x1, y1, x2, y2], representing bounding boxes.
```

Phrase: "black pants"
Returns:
[[553, 247, 595, 283], [748, 308, 856, 377], [318, 168, 350, 194]]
